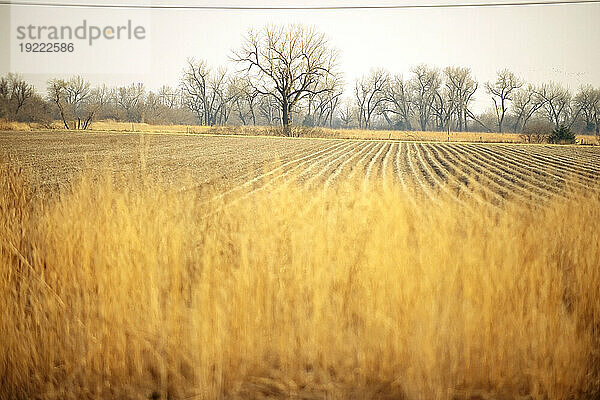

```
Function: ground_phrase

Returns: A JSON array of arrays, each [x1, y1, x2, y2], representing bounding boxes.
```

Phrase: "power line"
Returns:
[[0, 0, 599, 10]]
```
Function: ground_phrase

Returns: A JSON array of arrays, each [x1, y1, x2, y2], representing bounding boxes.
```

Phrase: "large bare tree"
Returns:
[[180, 59, 230, 126], [233, 24, 340, 136], [431, 80, 457, 133], [485, 69, 522, 133], [444, 67, 478, 132], [355, 69, 388, 129], [382, 74, 413, 130], [409, 64, 440, 131]]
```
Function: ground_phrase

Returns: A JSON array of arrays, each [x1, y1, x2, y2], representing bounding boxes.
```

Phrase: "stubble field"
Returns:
[[1, 130, 599, 203]]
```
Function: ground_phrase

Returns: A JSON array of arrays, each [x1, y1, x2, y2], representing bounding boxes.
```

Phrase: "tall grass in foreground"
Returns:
[[1, 163, 599, 400]]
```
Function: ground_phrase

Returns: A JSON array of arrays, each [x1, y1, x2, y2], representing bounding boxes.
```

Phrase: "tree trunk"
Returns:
[[57, 103, 70, 129], [282, 101, 291, 137]]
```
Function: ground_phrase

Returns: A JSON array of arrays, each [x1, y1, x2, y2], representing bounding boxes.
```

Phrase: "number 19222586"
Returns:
[[19, 43, 74, 52]]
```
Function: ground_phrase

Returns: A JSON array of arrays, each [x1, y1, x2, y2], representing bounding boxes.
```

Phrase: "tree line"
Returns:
[[1, 24, 599, 137]]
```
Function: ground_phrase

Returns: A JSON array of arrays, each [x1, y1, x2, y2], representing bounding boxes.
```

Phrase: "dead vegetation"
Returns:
[[1, 157, 599, 399], [5, 120, 600, 143]]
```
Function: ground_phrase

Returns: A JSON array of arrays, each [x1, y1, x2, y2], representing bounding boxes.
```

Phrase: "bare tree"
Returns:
[[180, 59, 230, 126], [228, 77, 258, 125], [213, 68, 232, 125], [180, 59, 211, 124], [535, 82, 577, 129], [257, 94, 281, 125], [355, 69, 388, 129], [214, 75, 242, 125], [444, 67, 478, 132], [233, 24, 340, 136], [82, 85, 109, 129], [485, 69, 522, 133], [323, 88, 343, 127], [306, 72, 343, 127], [144, 91, 165, 124], [574, 85, 600, 135], [48, 79, 70, 129], [157, 85, 180, 109], [382, 74, 413, 130], [0, 73, 34, 120], [115, 82, 146, 122], [49, 76, 91, 129], [511, 84, 546, 132], [431, 80, 457, 133], [338, 98, 354, 128], [47, 77, 107, 130], [409, 64, 440, 131]]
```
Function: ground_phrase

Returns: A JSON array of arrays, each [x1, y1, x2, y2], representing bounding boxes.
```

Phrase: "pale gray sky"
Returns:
[[1, 0, 599, 112]]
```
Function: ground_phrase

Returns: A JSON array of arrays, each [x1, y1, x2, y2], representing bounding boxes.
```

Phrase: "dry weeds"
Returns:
[[4, 119, 599, 144], [1, 159, 599, 399]]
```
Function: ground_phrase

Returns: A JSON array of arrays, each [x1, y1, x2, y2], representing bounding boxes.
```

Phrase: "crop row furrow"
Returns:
[[507, 145, 599, 179], [363, 142, 388, 186], [463, 145, 561, 199], [303, 141, 364, 189], [508, 146, 600, 183], [380, 142, 395, 190], [218, 140, 345, 201], [402, 143, 436, 202], [542, 148, 600, 173], [393, 142, 411, 192], [486, 145, 595, 193], [574, 146, 600, 161], [324, 141, 377, 190], [427, 144, 497, 207], [412, 143, 453, 203], [282, 141, 357, 184], [546, 145, 600, 165], [419, 144, 471, 207], [348, 141, 383, 181], [181, 140, 337, 196], [441, 144, 524, 204], [264, 140, 358, 190]]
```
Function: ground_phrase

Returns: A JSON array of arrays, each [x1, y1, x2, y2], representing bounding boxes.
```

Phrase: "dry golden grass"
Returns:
[[8, 118, 598, 144], [86, 120, 525, 142], [1, 162, 599, 399], [0, 119, 34, 131]]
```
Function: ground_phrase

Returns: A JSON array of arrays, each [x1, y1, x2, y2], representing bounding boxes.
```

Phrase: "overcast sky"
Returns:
[[1, 0, 599, 112]]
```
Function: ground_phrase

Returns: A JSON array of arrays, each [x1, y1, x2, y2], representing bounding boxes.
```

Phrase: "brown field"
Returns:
[[2, 130, 599, 205], [1, 130, 600, 399]]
